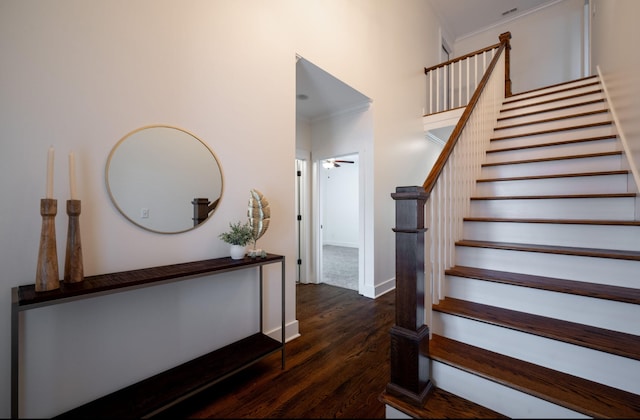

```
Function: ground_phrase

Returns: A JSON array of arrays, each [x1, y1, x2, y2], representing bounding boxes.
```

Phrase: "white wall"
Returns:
[[296, 118, 312, 153], [321, 157, 359, 248], [591, 0, 640, 190], [0, 0, 444, 416], [451, 0, 585, 94]]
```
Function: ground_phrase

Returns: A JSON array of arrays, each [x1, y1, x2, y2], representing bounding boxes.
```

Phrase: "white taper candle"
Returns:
[[69, 151, 77, 200], [46, 146, 54, 199]]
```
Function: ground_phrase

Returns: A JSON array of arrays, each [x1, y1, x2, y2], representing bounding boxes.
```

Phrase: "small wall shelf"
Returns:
[[11, 254, 286, 419]]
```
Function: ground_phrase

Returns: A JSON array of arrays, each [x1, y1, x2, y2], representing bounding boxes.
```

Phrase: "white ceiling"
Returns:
[[296, 57, 369, 121], [295, 0, 558, 121], [429, 0, 558, 41]]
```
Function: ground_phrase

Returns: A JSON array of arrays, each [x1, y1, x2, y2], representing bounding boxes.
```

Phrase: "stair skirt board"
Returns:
[[444, 275, 640, 335], [431, 313, 640, 395], [430, 361, 588, 419], [484, 138, 620, 164], [462, 220, 640, 251], [468, 196, 636, 220], [454, 246, 640, 288]]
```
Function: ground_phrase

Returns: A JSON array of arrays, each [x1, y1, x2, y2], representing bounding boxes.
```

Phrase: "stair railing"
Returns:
[[425, 32, 511, 115], [385, 32, 510, 407]]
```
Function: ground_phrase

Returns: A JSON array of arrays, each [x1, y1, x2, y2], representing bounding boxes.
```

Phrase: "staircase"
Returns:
[[386, 75, 640, 418]]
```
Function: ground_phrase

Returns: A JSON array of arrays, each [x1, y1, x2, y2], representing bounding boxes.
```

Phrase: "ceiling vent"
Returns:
[[501, 7, 518, 16]]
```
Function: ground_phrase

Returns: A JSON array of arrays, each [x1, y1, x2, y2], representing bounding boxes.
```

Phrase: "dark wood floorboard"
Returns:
[[156, 283, 395, 419]]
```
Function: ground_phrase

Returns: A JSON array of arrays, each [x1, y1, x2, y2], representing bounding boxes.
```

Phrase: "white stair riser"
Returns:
[[485, 138, 619, 164], [462, 220, 640, 251], [469, 196, 635, 220], [445, 276, 640, 335], [503, 84, 601, 108], [496, 100, 607, 128], [499, 92, 604, 119], [432, 313, 640, 394], [385, 405, 412, 419], [454, 246, 640, 288], [475, 173, 630, 196], [480, 154, 623, 178], [431, 361, 585, 419], [493, 113, 610, 138], [489, 125, 616, 149]]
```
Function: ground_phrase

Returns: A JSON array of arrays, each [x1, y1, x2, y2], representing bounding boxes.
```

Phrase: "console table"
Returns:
[[11, 254, 285, 419]]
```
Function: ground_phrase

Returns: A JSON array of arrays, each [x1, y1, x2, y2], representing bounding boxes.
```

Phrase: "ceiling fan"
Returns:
[[323, 158, 355, 168]]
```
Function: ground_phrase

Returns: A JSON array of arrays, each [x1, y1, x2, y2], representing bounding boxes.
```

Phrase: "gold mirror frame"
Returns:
[[106, 125, 223, 234]]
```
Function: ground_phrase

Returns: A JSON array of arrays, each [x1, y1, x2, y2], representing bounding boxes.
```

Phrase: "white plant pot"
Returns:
[[230, 244, 246, 260]]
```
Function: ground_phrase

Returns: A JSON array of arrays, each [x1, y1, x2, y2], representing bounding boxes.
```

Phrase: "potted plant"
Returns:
[[218, 221, 253, 259]]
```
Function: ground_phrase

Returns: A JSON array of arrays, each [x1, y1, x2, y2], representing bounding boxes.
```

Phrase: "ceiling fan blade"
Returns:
[[334, 160, 354, 164]]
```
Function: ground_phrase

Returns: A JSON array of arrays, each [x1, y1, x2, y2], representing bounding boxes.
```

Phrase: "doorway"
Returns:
[[295, 55, 371, 296], [319, 154, 359, 291]]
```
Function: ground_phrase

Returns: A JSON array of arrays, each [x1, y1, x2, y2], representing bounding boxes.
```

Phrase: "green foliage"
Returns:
[[218, 221, 253, 246]]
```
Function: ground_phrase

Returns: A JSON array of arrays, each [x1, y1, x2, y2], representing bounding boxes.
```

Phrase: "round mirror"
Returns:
[[106, 125, 223, 233]]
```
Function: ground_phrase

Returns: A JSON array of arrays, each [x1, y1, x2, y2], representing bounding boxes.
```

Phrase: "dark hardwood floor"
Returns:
[[158, 283, 394, 419]]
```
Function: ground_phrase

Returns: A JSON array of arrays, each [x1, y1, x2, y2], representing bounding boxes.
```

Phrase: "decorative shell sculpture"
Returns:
[[247, 189, 270, 249]]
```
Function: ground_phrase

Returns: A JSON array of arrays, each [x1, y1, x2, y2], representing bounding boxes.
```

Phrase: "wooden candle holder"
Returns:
[[35, 198, 60, 292], [64, 199, 84, 283]]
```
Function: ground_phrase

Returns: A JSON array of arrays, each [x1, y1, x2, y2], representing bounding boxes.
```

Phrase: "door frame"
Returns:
[[295, 151, 311, 284]]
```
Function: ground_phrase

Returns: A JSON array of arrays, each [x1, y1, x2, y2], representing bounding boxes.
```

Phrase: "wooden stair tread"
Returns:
[[497, 98, 605, 122], [487, 134, 617, 153], [456, 239, 640, 261], [491, 121, 612, 141], [433, 297, 640, 361], [494, 109, 608, 131], [379, 387, 507, 419], [501, 89, 603, 113], [428, 334, 640, 419], [470, 192, 636, 200], [481, 150, 623, 166], [445, 265, 640, 305], [477, 169, 628, 182], [464, 216, 640, 226]]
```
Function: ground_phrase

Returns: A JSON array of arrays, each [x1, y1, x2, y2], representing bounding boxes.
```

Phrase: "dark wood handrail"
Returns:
[[424, 42, 500, 74], [422, 35, 509, 193]]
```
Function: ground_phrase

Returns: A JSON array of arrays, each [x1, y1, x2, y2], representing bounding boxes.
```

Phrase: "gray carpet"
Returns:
[[322, 245, 358, 291]]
